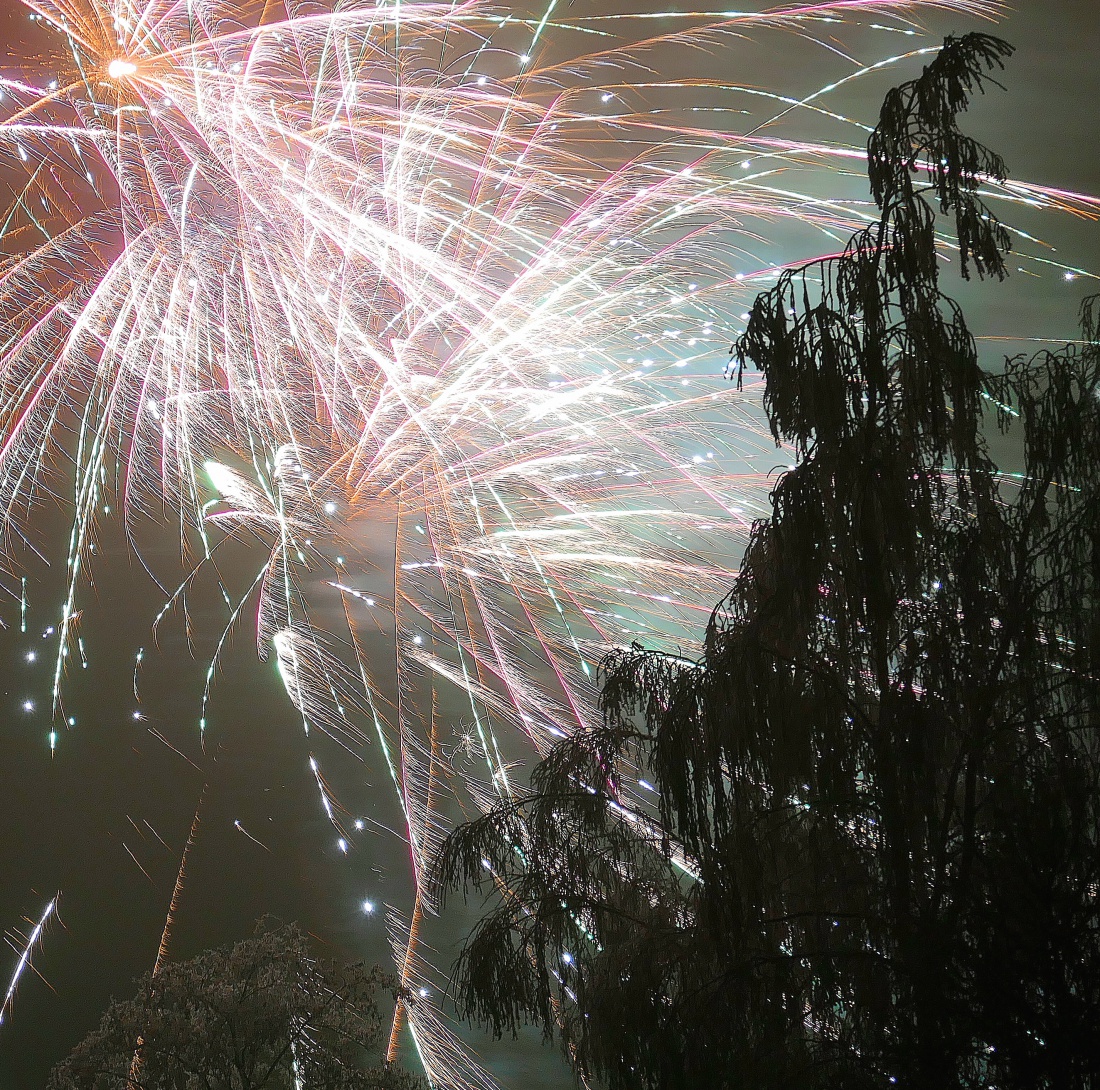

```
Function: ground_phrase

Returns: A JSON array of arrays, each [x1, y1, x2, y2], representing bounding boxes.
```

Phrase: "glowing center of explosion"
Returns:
[[107, 59, 137, 79]]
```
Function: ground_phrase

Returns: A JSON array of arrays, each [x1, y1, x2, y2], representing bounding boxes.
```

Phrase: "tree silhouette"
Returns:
[[436, 34, 1100, 1090], [48, 922, 423, 1090]]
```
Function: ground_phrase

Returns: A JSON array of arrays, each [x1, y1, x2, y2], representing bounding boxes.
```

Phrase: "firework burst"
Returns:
[[4, 0, 1097, 1081]]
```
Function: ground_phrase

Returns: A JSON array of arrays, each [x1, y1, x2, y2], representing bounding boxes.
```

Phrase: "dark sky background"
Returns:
[[0, 2, 1098, 1088]]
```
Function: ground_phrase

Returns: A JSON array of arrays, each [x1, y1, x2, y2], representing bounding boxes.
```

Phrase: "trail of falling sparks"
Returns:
[[1, 897, 58, 1029], [234, 819, 273, 852], [125, 789, 207, 1090], [155, 788, 206, 974]]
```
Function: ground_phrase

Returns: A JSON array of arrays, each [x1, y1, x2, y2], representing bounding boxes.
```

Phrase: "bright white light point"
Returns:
[[335, 556, 345, 565], [22, 700, 34, 712], [338, 838, 348, 853], [107, 58, 137, 78], [476, 75, 487, 85], [354, 819, 364, 830], [412, 634, 423, 645], [25, 651, 36, 663], [323, 501, 337, 515], [132, 710, 142, 720], [1065, 272, 1076, 281], [601, 93, 611, 102], [68, 717, 76, 726], [519, 54, 529, 64], [418, 988, 429, 998], [741, 160, 752, 169], [362, 899, 375, 914]]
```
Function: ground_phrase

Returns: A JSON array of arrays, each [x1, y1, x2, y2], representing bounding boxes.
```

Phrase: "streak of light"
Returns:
[[0, 897, 58, 1028]]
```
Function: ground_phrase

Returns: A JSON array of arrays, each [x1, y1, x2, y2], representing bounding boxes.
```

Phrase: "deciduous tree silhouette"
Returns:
[[48, 922, 423, 1090], [436, 34, 1100, 1090]]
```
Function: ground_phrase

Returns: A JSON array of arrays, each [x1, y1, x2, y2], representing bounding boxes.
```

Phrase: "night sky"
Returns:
[[0, 2, 1098, 1087]]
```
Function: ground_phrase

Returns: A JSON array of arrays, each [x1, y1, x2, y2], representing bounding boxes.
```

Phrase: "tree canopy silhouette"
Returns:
[[48, 922, 424, 1090], [435, 33, 1100, 1090]]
